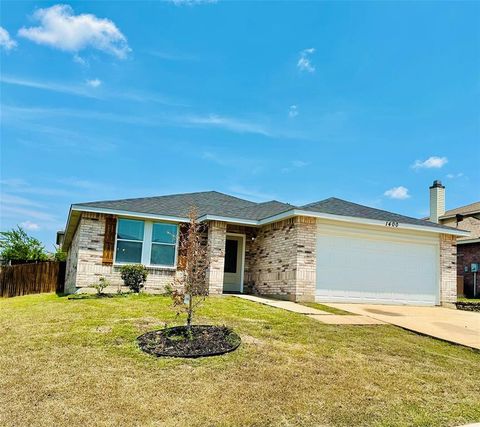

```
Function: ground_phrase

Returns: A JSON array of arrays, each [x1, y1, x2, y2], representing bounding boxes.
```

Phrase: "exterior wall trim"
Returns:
[[457, 238, 480, 245], [259, 209, 470, 237], [69, 206, 469, 238], [71, 205, 189, 223]]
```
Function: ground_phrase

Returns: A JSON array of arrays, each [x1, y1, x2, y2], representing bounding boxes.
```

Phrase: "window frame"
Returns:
[[113, 218, 179, 269], [114, 218, 144, 264], [150, 223, 179, 267]]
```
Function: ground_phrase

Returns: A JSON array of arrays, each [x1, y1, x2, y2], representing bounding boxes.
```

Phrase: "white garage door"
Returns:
[[316, 221, 440, 305]]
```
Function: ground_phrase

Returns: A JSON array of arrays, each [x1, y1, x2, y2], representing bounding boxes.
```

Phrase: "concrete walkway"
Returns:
[[324, 303, 480, 350], [233, 295, 384, 325], [308, 314, 385, 325], [234, 294, 330, 315]]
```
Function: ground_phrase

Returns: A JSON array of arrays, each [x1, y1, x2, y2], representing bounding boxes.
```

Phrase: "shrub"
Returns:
[[91, 277, 110, 295], [120, 264, 148, 293]]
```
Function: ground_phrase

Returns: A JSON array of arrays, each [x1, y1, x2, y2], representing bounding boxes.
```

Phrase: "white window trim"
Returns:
[[113, 218, 179, 269]]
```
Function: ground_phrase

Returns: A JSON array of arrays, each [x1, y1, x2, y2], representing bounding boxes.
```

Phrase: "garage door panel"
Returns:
[[316, 223, 439, 305]]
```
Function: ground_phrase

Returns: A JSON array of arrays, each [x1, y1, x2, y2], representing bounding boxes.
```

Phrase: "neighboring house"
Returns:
[[426, 180, 480, 297], [61, 191, 468, 305]]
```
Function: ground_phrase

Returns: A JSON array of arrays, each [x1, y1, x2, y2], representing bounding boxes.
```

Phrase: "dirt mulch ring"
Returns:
[[456, 302, 480, 312], [137, 325, 241, 358]]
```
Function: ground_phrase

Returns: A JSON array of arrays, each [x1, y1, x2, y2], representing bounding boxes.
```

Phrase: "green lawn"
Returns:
[[0, 294, 479, 427], [300, 301, 356, 315]]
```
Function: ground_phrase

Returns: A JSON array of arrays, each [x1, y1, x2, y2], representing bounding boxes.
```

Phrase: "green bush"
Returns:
[[120, 264, 148, 293], [91, 277, 110, 295]]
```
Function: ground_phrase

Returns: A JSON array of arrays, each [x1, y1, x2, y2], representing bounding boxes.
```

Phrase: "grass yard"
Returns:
[[0, 294, 479, 427], [300, 301, 355, 315]]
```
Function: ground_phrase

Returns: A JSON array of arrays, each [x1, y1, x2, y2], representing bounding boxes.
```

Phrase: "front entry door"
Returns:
[[223, 235, 244, 293]]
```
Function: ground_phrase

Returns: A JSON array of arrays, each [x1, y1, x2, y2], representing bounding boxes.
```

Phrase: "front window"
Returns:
[[151, 223, 177, 266], [116, 219, 144, 263], [114, 218, 178, 267]]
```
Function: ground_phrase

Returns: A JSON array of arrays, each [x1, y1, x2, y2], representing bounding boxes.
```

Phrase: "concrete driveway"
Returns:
[[325, 303, 480, 350]]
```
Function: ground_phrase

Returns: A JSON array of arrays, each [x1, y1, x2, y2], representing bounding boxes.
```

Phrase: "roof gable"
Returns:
[[77, 191, 256, 219], [301, 197, 458, 232], [440, 201, 480, 219]]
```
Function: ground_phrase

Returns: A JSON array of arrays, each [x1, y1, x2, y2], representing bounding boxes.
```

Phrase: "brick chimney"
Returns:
[[429, 180, 445, 223]]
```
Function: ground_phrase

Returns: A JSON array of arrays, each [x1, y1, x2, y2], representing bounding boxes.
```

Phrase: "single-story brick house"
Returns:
[[61, 191, 469, 305], [425, 180, 479, 297]]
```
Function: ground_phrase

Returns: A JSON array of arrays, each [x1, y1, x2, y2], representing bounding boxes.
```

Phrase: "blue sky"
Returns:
[[1, 0, 479, 249]]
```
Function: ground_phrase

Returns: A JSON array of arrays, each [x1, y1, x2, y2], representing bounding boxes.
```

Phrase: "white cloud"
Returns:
[[0, 26, 17, 50], [168, 0, 218, 5], [297, 48, 315, 73], [20, 220, 40, 230], [446, 172, 464, 179], [384, 186, 410, 200], [292, 160, 308, 168], [281, 159, 309, 173], [185, 114, 271, 136], [288, 105, 299, 118], [412, 156, 448, 170], [201, 151, 228, 166], [18, 4, 130, 58], [86, 78, 101, 88], [73, 54, 87, 65], [2, 75, 182, 106], [146, 49, 197, 61], [1, 204, 58, 221], [228, 185, 275, 202], [1, 75, 100, 98], [0, 193, 43, 208]]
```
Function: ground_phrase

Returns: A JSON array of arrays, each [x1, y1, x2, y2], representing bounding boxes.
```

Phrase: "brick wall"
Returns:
[[65, 212, 180, 293], [294, 217, 317, 301], [205, 220, 227, 295], [245, 216, 316, 302], [439, 234, 457, 304]]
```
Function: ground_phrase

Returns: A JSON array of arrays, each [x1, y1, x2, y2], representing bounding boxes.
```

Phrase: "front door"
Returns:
[[223, 235, 244, 293]]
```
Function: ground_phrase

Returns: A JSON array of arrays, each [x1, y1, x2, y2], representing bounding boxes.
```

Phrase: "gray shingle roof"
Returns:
[[301, 197, 458, 231], [74, 191, 462, 232], [76, 191, 293, 221], [439, 201, 480, 219]]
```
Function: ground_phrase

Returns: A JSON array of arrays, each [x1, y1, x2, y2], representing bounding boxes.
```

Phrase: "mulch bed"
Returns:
[[137, 325, 241, 358], [455, 302, 480, 312]]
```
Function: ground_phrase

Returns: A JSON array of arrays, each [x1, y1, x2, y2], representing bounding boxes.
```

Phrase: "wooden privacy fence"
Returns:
[[0, 261, 66, 298]]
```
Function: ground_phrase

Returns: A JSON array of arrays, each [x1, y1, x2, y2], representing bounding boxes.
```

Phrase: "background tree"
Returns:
[[171, 207, 209, 330], [51, 245, 67, 262], [0, 226, 48, 262]]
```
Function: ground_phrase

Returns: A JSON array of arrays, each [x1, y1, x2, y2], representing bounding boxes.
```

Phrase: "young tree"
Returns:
[[0, 226, 48, 262], [171, 207, 209, 330]]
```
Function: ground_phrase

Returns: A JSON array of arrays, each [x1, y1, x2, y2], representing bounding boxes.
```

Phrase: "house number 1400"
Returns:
[[385, 221, 399, 227]]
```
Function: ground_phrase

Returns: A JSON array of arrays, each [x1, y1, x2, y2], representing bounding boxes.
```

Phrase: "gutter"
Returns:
[[63, 203, 470, 251]]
